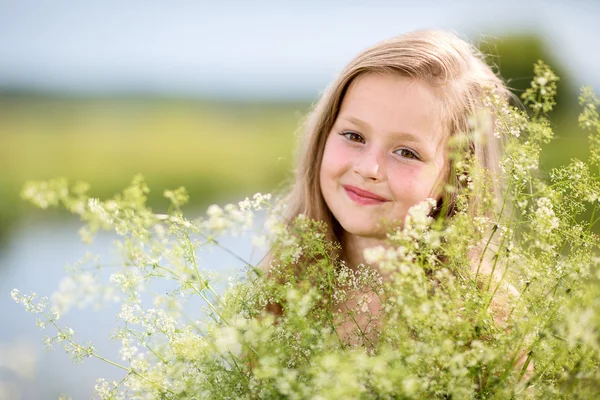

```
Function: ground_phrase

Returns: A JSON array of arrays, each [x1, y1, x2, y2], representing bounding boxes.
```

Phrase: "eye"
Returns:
[[340, 130, 364, 143], [395, 148, 420, 160]]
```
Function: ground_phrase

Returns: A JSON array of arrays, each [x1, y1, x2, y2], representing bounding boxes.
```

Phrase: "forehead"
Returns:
[[338, 72, 445, 146]]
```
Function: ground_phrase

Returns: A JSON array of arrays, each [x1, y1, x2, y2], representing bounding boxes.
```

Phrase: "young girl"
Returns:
[[266, 29, 512, 332]]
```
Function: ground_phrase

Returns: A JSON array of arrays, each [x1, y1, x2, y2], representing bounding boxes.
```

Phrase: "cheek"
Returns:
[[321, 137, 353, 178], [387, 162, 443, 200]]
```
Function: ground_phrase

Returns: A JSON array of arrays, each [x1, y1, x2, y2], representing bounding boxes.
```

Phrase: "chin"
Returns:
[[338, 219, 386, 239]]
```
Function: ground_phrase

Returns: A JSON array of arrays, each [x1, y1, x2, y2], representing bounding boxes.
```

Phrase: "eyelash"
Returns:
[[341, 130, 364, 143], [339, 130, 421, 161]]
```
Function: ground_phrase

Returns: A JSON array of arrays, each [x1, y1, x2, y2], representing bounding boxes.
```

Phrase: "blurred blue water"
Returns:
[[0, 216, 263, 399]]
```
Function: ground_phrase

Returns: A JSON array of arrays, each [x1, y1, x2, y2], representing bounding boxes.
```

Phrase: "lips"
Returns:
[[343, 185, 389, 205]]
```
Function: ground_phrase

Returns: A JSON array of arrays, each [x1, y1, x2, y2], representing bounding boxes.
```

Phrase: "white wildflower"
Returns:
[[364, 246, 386, 264], [119, 336, 138, 361], [206, 204, 223, 218], [238, 198, 252, 211], [532, 197, 560, 234], [215, 326, 242, 357], [536, 76, 548, 86], [87, 198, 113, 225], [118, 304, 142, 324], [109, 269, 144, 295]]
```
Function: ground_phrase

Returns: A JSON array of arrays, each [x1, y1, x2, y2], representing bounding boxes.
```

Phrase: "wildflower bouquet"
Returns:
[[13, 63, 600, 399]]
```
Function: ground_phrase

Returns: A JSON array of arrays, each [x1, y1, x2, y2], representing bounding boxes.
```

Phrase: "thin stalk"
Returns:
[[339, 301, 374, 349], [127, 328, 168, 364], [152, 264, 226, 324], [43, 313, 129, 371], [44, 312, 176, 395], [475, 224, 498, 280]]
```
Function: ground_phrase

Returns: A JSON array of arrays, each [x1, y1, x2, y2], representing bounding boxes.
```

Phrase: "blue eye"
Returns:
[[395, 148, 420, 160], [340, 130, 364, 143]]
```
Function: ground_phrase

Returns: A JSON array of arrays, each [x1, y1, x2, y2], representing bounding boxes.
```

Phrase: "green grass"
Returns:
[[0, 96, 311, 220], [540, 108, 591, 173]]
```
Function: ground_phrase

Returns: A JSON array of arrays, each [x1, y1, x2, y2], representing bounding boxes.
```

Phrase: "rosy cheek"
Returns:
[[388, 162, 436, 198], [387, 160, 419, 181], [323, 138, 353, 172]]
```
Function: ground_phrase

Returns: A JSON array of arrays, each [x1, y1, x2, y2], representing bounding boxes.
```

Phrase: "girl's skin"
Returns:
[[320, 72, 447, 270], [319, 72, 448, 343]]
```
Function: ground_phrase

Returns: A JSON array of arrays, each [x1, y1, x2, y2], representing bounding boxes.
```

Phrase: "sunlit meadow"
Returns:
[[11, 63, 600, 399]]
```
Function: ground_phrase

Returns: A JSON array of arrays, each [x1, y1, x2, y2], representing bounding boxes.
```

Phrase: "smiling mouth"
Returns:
[[343, 185, 389, 205]]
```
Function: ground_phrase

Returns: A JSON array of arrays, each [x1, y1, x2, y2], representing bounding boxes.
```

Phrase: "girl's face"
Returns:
[[319, 73, 447, 239]]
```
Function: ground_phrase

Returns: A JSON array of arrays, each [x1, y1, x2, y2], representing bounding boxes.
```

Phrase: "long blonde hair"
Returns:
[[284, 30, 509, 245]]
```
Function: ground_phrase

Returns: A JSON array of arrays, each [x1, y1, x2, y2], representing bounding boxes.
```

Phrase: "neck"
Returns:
[[341, 232, 388, 269]]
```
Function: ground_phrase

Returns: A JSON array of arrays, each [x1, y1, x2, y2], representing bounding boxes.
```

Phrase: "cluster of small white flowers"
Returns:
[[389, 199, 437, 245], [473, 216, 491, 235], [201, 204, 230, 233], [334, 263, 352, 287], [109, 269, 144, 297], [171, 328, 207, 360], [129, 246, 162, 269], [214, 326, 242, 358], [20, 179, 68, 210], [51, 272, 116, 315], [532, 70, 557, 96], [364, 245, 411, 274], [483, 89, 527, 138], [501, 141, 539, 183], [467, 110, 493, 142], [198, 192, 273, 236], [119, 335, 138, 361], [95, 378, 122, 400], [141, 308, 178, 337], [238, 192, 272, 211], [225, 203, 254, 232], [521, 61, 560, 114], [564, 308, 596, 351], [516, 198, 528, 210], [356, 293, 374, 314], [64, 340, 95, 362], [265, 213, 305, 264], [578, 86, 600, 134], [10, 289, 49, 315], [458, 173, 474, 190], [286, 287, 318, 318], [88, 198, 115, 226], [21, 184, 53, 209], [129, 355, 148, 375], [275, 369, 300, 397], [496, 224, 511, 240], [536, 76, 548, 87], [200, 204, 249, 236], [363, 246, 387, 265], [118, 303, 142, 324], [264, 213, 288, 239], [548, 160, 600, 205], [94, 378, 111, 399], [531, 197, 560, 235], [404, 199, 436, 232]]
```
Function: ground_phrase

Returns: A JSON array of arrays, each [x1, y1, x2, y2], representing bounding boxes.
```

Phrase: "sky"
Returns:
[[0, 0, 598, 99]]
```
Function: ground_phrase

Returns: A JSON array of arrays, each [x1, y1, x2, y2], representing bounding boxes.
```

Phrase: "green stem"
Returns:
[[127, 328, 168, 364]]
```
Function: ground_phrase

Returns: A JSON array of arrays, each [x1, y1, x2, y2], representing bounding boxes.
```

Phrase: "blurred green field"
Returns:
[[0, 96, 311, 224], [0, 94, 592, 239]]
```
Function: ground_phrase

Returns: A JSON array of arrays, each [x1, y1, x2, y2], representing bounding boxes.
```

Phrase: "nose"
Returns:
[[354, 150, 384, 181]]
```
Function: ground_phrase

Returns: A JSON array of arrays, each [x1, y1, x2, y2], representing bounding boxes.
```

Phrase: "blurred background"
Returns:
[[0, 0, 599, 398]]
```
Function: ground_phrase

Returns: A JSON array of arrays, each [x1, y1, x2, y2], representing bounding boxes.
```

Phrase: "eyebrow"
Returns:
[[341, 115, 423, 143]]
